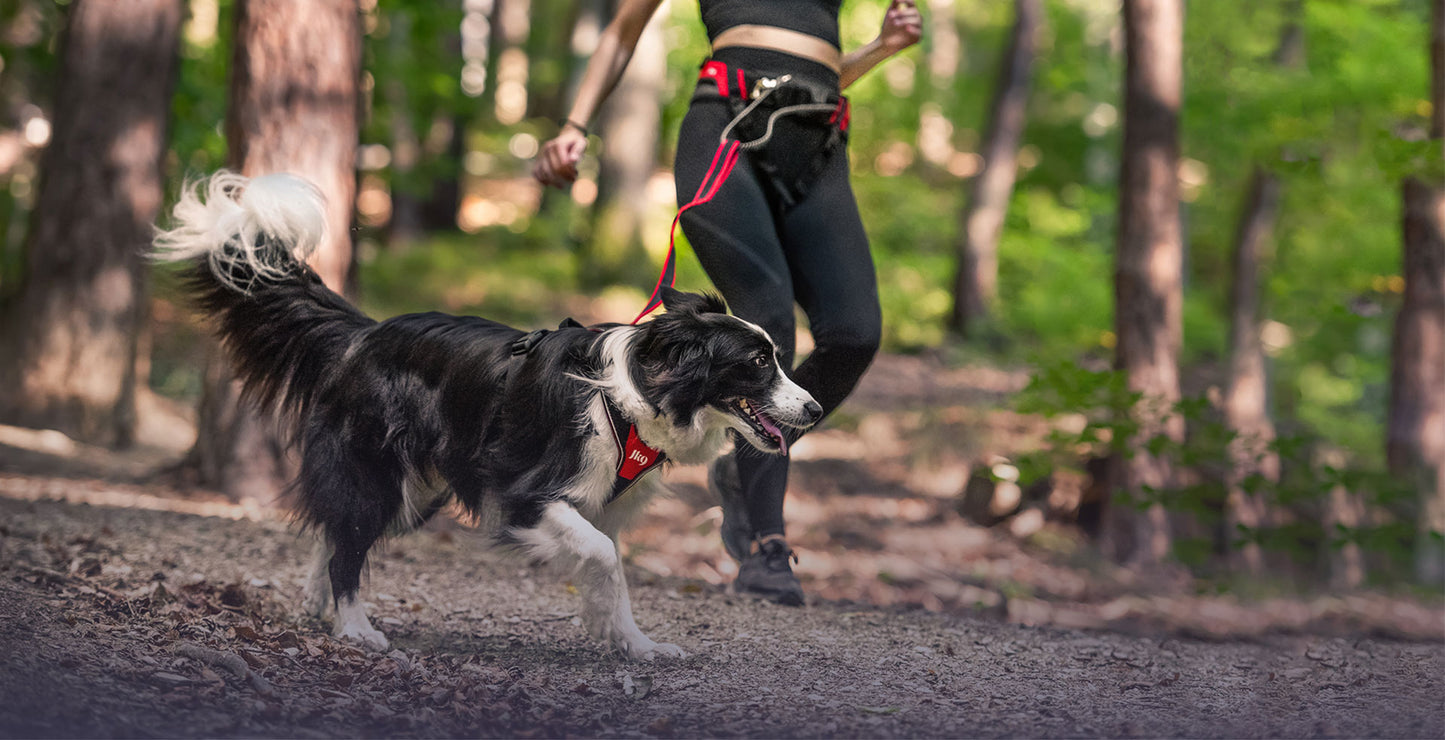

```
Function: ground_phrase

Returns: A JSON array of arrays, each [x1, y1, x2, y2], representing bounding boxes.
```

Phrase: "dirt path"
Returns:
[[2, 494, 1441, 738]]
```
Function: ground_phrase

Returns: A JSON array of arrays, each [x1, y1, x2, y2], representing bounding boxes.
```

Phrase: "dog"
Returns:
[[154, 171, 822, 660]]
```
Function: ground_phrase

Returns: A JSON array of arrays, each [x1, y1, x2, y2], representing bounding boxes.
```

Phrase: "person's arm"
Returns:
[[840, 0, 923, 89], [534, 0, 666, 189]]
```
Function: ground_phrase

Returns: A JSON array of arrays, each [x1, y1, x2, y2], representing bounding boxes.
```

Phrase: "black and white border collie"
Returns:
[[155, 171, 821, 660]]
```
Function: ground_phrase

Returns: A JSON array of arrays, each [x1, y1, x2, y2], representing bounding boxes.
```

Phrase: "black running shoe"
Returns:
[[735, 536, 804, 606], [709, 453, 752, 562]]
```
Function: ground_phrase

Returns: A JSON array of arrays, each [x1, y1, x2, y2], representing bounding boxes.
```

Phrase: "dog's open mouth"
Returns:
[[730, 398, 788, 454]]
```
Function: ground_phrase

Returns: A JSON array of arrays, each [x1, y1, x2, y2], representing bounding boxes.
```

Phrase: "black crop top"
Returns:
[[701, 0, 845, 50]]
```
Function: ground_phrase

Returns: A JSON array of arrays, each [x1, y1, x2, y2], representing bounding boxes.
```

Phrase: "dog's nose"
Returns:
[[803, 400, 823, 425]]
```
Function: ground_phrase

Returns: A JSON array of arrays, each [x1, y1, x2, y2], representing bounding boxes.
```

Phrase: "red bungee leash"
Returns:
[[630, 137, 742, 324]]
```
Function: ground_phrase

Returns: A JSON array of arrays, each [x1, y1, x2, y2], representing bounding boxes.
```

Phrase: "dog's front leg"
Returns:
[[515, 501, 686, 660]]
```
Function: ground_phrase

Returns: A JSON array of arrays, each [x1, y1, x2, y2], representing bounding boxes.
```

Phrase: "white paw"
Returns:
[[618, 636, 688, 661], [644, 641, 688, 660], [335, 623, 389, 651], [302, 585, 331, 619]]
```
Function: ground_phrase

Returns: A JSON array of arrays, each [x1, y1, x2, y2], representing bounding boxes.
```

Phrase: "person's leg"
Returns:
[[734, 147, 879, 549], [778, 148, 882, 419], [717, 149, 877, 606], [675, 98, 799, 574]]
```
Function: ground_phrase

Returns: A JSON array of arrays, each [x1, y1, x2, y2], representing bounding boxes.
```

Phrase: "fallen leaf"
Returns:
[[857, 706, 901, 715]]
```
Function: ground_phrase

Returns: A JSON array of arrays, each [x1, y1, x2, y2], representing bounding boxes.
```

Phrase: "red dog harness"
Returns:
[[601, 394, 667, 501], [509, 322, 668, 503]]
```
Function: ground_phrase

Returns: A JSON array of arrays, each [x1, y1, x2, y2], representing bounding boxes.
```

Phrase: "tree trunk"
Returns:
[[1271, 0, 1306, 69], [385, 7, 426, 246], [924, 0, 961, 95], [1221, 4, 1305, 576], [1393, 178, 1445, 584], [949, 0, 1042, 337], [1105, 0, 1185, 568], [1221, 173, 1282, 577], [184, 0, 361, 501], [1431, 0, 1444, 140], [386, 1, 466, 241], [226, 0, 361, 291], [580, 7, 664, 289], [419, 117, 465, 232], [0, 0, 183, 448], [526, 0, 589, 122], [1322, 445, 1366, 589]]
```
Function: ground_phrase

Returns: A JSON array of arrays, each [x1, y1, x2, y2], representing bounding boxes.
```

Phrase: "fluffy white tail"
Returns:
[[153, 170, 327, 293]]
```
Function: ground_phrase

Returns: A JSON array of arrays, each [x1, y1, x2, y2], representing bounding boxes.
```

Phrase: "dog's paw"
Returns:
[[302, 586, 331, 619], [643, 641, 688, 660], [335, 623, 390, 651], [619, 636, 688, 661]]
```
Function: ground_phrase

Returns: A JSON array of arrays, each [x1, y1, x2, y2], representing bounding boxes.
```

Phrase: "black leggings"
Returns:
[[674, 47, 881, 537]]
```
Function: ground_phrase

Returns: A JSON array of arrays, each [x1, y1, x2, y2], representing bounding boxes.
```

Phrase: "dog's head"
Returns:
[[629, 289, 822, 454]]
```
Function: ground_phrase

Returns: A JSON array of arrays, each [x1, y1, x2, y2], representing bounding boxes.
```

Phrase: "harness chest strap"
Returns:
[[505, 324, 664, 501], [601, 395, 668, 502]]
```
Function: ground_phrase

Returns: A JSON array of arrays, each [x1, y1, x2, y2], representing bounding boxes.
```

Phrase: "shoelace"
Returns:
[[755, 535, 799, 567]]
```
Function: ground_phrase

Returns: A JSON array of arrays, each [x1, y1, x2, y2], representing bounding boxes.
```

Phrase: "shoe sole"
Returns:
[[731, 581, 805, 607]]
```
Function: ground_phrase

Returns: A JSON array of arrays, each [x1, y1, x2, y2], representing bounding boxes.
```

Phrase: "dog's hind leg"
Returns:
[[327, 519, 391, 650], [513, 501, 687, 661], [301, 537, 333, 618], [296, 427, 410, 650]]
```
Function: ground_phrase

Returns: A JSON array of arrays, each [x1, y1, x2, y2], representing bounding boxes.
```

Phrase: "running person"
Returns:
[[534, 0, 922, 605]]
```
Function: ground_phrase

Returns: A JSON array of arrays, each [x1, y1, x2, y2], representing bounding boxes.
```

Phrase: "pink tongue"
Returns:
[[757, 412, 787, 455]]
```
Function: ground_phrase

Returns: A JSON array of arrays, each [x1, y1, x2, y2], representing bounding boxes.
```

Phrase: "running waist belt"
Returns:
[[632, 60, 850, 323]]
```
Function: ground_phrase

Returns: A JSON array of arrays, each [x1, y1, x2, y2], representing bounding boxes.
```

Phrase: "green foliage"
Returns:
[[358, 231, 579, 327], [1012, 359, 1427, 580], [361, 1, 477, 200], [168, 0, 232, 187], [0, 0, 65, 292]]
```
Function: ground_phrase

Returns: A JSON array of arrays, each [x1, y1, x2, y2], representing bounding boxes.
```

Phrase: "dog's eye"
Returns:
[[751, 354, 770, 368]]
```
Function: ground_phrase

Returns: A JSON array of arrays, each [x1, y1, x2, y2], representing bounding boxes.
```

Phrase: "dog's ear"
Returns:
[[661, 287, 727, 316]]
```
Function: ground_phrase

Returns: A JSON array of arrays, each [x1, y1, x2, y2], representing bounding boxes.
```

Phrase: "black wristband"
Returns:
[[560, 118, 589, 136]]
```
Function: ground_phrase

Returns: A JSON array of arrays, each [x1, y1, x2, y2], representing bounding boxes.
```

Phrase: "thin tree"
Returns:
[[1105, 0, 1185, 568], [1222, 168, 1280, 574], [1394, 178, 1445, 584], [0, 0, 184, 448], [1389, 0, 1445, 584], [949, 0, 1042, 337], [1221, 1, 1303, 575], [383, 0, 467, 242], [183, 0, 362, 501]]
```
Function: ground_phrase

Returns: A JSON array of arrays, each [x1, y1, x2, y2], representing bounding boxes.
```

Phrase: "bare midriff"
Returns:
[[710, 25, 842, 74]]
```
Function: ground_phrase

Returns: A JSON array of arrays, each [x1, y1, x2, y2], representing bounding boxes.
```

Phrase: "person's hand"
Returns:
[[878, 0, 923, 53], [533, 126, 588, 189]]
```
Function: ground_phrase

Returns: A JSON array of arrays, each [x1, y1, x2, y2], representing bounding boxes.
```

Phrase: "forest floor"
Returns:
[[1, 353, 1442, 737]]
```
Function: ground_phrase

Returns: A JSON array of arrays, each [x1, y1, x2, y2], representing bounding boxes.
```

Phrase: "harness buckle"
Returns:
[[750, 74, 792, 100]]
